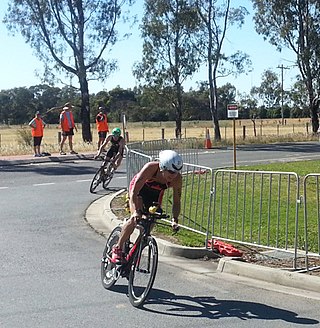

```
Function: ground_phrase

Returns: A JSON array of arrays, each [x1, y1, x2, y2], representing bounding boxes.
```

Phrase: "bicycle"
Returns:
[[90, 155, 115, 193], [100, 206, 171, 307]]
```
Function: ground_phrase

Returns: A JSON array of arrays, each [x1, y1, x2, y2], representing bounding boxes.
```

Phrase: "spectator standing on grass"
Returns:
[[59, 102, 78, 155], [29, 111, 46, 157], [96, 107, 109, 150]]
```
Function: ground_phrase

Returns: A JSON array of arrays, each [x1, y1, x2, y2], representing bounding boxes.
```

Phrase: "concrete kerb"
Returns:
[[217, 257, 320, 293], [85, 190, 320, 294]]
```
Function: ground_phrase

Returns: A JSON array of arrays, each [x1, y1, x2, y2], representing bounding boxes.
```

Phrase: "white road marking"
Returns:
[[33, 182, 56, 186], [76, 179, 91, 182], [0, 186, 9, 190]]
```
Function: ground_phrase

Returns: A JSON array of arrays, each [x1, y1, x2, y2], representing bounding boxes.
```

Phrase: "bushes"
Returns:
[[17, 128, 32, 146]]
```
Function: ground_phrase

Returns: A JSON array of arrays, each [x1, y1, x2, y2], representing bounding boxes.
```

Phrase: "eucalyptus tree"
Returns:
[[250, 69, 281, 111], [133, 0, 201, 138], [6, 87, 36, 124], [252, 0, 320, 133], [289, 79, 310, 118], [194, 0, 250, 141], [3, 0, 135, 142], [0, 91, 11, 125]]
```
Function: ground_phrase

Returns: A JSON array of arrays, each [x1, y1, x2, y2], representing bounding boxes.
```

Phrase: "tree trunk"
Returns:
[[79, 76, 92, 143], [175, 107, 182, 139], [311, 95, 320, 133], [209, 78, 221, 141], [174, 82, 183, 139], [207, 17, 221, 142]]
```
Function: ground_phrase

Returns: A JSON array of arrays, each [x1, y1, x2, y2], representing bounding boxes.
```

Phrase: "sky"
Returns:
[[0, 1, 299, 98]]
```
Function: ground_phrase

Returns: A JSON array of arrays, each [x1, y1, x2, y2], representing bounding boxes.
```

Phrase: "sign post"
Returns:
[[122, 113, 127, 142], [227, 104, 239, 170]]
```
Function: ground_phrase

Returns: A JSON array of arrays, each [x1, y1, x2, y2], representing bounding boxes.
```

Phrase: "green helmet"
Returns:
[[112, 127, 121, 136]]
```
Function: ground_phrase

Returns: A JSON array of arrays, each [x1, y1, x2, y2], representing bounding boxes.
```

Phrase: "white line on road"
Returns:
[[76, 179, 91, 182], [33, 182, 56, 186], [0, 186, 9, 190]]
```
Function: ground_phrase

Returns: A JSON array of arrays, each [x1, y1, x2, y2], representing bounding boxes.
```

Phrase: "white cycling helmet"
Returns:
[[159, 150, 183, 173]]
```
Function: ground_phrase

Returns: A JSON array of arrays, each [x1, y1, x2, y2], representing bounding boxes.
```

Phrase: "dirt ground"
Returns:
[[111, 192, 320, 277]]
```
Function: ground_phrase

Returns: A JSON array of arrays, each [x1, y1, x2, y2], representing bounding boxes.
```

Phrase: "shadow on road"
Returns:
[[139, 289, 319, 324]]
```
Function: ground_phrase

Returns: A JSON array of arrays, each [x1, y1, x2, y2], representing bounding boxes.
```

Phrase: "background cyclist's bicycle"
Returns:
[[90, 155, 115, 193]]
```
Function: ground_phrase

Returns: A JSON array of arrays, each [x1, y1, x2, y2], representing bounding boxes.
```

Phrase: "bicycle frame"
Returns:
[[116, 212, 169, 278], [90, 155, 115, 193]]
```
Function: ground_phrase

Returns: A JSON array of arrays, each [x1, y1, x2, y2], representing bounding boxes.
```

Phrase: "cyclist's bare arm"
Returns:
[[171, 175, 182, 229], [95, 135, 112, 158]]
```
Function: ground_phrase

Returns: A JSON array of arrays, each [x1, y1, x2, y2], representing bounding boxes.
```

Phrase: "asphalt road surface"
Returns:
[[198, 142, 320, 168], [0, 145, 320, 327]]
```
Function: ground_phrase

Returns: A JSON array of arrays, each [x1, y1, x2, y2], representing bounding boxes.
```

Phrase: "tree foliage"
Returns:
[[252, 0, 320, 132], [0, 82, 314, 127], [250, 69, 281, 110], [133, 0, 202, 138], [3, 0, 134, 142], [195, 0, 251, 141]]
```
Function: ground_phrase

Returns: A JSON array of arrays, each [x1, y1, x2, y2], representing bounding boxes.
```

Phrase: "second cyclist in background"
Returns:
[[94, 127, 125, 171]]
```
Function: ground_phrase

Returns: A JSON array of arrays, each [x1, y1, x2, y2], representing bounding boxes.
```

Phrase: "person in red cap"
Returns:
[[29, 111, 46, 157], [59, 102, 78, 155]]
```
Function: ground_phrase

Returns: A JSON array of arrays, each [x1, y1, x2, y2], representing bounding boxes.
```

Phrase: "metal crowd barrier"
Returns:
[[212, 170, 301, 266], [127, 138, 199, 165], [303, 174, 320, 272], [125, 140, 320, 272]]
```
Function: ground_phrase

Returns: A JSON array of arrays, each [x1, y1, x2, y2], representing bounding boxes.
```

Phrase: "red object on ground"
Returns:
[[193, 170, 207, 175], [207, 239, 243, 257], [204, 128, 212, 149]]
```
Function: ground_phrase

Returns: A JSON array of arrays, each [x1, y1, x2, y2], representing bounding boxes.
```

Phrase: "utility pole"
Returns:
[[277, 64, 290, 125]]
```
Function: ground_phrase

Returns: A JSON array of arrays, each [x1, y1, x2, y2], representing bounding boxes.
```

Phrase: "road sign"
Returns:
[[227, 103, 238, 118]]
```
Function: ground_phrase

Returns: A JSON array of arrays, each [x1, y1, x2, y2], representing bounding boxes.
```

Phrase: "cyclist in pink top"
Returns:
[[112, 150, 183, 263]]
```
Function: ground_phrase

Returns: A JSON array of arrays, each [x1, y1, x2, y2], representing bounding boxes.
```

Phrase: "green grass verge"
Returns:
[[157, 160, 320, 250]]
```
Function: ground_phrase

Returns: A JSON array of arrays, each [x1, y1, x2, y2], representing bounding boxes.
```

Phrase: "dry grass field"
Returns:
[[0, 118, 316, 156]]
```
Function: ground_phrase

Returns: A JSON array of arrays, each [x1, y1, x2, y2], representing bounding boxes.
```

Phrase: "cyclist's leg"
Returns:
[[106, 147, 115, 160], [113, 154, 123, 170], [104, 148, 114, 169], [117, 216, 137, 249], [115, 186, 144, 250], [113, 147, 124, 170]]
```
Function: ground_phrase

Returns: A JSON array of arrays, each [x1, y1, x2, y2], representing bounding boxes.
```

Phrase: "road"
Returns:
[[198, 142, 320, 168], [0, 144, 320, 327]]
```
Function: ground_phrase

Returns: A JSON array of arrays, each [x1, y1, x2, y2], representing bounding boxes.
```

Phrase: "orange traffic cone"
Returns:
[[204, 128, 212, 149]]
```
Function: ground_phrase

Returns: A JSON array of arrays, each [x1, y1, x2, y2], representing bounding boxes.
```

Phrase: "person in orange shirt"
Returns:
[[29, 111, 46, 157], [96, 107, 109, 149], [59, 102, 78, 155]]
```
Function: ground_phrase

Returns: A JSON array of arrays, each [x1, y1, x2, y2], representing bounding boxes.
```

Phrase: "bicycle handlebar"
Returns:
[[141, 212, 170, 220]]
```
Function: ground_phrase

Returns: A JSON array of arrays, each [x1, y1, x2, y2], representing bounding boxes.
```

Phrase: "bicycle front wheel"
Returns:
[[128, 236, 158, 307], [90, 167, 103, 193], [101, 226, 122, 289]]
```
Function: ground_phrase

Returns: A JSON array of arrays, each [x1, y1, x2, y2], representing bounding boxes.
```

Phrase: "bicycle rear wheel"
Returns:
[[128, 236, 158, 307], [90, 167, 104, 193], [102, 164, 114, 189], [101, 226, 122, 289]]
